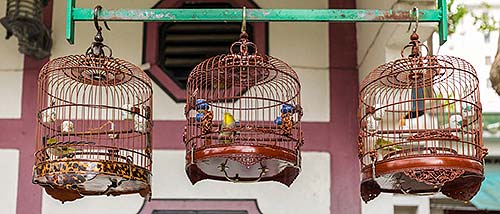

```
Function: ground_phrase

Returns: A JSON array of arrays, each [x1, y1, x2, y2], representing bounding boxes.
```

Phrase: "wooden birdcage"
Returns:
[[358, 32, 487, 202], [32, 13, 153, 202], [183, 32, 303, 185]]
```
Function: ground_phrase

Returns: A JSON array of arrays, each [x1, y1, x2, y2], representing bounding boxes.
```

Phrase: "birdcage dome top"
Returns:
[[186, 39, 300, 111], [39, 54, 151, 88], [361, 55, 478, 90], [360, 55, 480, 114]]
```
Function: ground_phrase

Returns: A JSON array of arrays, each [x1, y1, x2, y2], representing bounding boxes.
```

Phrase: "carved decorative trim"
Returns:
[[404, 168, 465, 186], [227, 153, 267, 167], [407, 130, 460, 142]]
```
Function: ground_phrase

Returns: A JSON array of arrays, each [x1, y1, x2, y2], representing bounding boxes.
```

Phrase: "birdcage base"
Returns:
[[33, 160, 151, 202], [360, 156, 483, 202], [185, 144, 300, 186]]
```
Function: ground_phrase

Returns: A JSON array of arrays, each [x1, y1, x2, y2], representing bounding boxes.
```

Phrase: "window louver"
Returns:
[[158, 2, 254, 89]]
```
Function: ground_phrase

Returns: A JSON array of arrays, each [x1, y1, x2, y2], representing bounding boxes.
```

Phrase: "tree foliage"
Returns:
[[447, 1, 498, 34]]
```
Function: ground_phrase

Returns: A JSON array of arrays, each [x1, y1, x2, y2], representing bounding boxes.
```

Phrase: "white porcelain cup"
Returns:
[[41, 109, 56, 124], [373, 103, 384, 120], [366, 116, 378, 132], [449, 115, 463, 129], [122, 104, 134, 120], [134, 115, 147, 133], [61, 120, 74, 133]]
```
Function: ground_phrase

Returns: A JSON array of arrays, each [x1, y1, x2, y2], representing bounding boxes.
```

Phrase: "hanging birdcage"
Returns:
[[32, 6, 152, 202], [183, 30, 303, 185], [0, 0, 52, 59], [358, 32, 487, 202]]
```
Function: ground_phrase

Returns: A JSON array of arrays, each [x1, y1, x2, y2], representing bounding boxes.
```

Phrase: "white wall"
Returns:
[[43, 151, 331, 214], [0, 149, 20, 214], [362, 194, 431, 214]]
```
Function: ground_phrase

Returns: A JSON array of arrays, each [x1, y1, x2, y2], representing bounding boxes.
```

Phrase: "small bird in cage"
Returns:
[[45, 137, 76, 159], [402, 87, 428, 119], [375, 138, 402, 152], [219, 112, 236, 144], [61, 121, 74, 133], [399, 87, 435, 129], [437, 93, 456, 113]]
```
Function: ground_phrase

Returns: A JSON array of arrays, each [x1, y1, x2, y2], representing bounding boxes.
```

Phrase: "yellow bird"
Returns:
[[46, 137, 76, 159], [219, 112, 236, 144], [375, 138, 402, 152]]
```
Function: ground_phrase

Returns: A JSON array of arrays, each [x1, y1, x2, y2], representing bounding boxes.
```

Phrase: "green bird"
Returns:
[[45, 137, 76, 159], [375, 138, 402, 151], [219, 112, 236, 144]]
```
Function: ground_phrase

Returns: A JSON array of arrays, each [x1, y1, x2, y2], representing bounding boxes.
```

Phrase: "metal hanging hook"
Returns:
[[407, 7, 419, 33], [241, 7, 247, 33], [89, 5, 113, 56], [93, 5, 111, 33]]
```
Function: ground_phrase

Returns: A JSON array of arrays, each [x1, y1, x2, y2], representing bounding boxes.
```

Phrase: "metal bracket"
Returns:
[[66, 0, 448, 45]]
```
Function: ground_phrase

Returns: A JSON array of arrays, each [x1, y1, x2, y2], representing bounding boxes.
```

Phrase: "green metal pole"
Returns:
[[65, 0, 448, 45], [66, 0, 75, 44], [438, 0, 448, 45]]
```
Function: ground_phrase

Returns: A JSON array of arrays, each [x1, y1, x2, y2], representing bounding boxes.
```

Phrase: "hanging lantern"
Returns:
[[358, 31, 487, 202], [0, 0, 52, 59], [32, 6, 152, 202], [183, 26, 303, 185]]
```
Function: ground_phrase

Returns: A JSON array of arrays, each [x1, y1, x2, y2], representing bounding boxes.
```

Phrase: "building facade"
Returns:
[[0, 0, 359, 213]]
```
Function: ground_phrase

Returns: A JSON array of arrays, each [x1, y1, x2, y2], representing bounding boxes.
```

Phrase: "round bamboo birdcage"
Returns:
[[32, 13, 153, 202], [183, 32, 303, 186], [358, 32, 487, 202]]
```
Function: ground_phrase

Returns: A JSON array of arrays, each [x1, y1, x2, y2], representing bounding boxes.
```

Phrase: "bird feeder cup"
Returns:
[[184, 33, 303, 186], [32, 25, 153, 202], [358, 32, 486, 202]]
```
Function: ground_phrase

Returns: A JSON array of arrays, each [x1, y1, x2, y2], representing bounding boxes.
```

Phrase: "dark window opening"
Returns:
[[158, 2, 255, 89]]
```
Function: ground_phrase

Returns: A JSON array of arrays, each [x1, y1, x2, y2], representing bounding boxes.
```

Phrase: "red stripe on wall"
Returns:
[[329, 0, 361, 213], [16, 1, 54, 214]]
